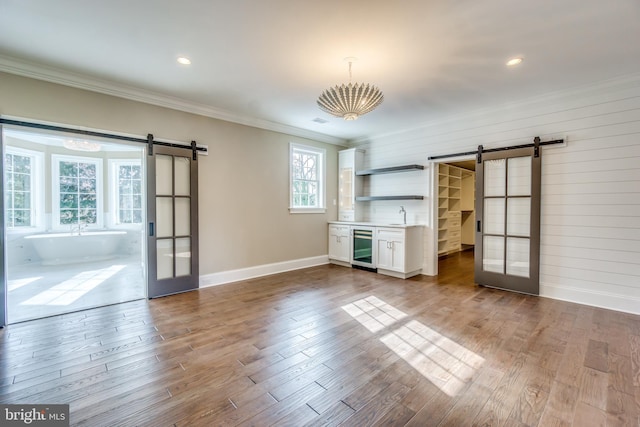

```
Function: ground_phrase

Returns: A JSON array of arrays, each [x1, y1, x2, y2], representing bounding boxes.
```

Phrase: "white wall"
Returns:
[[354, 74, 640, 315]]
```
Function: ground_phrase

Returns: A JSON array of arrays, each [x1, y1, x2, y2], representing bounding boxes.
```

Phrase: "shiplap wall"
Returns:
[[354, 74, 640, 314]]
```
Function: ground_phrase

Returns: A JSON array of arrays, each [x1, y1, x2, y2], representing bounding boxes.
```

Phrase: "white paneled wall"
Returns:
[[354, 74, 640, 314]]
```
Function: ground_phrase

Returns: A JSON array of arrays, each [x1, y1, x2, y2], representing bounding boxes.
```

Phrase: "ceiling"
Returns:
[[1, 0, 639, 144]]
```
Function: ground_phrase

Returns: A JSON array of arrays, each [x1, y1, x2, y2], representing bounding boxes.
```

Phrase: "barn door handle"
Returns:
[[149, 222, 155, 237], [476, 220, 481, 233]]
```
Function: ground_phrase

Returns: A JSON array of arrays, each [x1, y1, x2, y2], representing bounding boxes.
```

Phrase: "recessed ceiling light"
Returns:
[[177, 57, 191, 65], [506, 57, 523, 67]]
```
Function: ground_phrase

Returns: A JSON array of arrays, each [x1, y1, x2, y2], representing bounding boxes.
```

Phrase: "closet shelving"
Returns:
[[438, 163, 474, 256]]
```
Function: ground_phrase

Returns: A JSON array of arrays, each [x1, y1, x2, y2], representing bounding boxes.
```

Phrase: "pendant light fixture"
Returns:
[[317, 58, 384, 121]]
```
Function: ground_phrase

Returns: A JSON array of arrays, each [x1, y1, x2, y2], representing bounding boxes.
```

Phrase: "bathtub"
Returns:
[[25, 231, 127, 265]]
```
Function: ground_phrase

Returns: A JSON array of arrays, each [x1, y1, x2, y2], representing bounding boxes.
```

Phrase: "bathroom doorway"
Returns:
[[2, 127, 146, 323]]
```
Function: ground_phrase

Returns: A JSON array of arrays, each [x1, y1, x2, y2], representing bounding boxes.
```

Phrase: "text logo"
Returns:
[[1, 405, 69, 426]]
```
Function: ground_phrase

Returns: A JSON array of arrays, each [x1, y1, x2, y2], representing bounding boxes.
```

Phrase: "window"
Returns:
[[52, 154, 103, 229], [4, 147, 43, 229], [289, 143, 325, 213], [110, 160, 143, 225]]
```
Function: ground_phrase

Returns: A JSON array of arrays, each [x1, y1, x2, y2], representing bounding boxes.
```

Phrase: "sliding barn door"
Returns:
[[0, 125, 6, 326], [147, 145, 199, 298], [475, 146, 541, 295]]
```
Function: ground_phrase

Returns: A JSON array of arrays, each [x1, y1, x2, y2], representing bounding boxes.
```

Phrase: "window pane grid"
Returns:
[[117, 164, 143, 224], [58, 160, 98, 225], [292, 149, 320, 208], [4, 153, 33, 228]]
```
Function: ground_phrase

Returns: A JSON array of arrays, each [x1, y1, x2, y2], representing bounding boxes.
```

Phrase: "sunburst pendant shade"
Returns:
[[317, 60, 384, 121]]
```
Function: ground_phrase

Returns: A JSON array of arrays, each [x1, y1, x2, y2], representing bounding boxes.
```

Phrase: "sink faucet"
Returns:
[[70, 221, 87, 235], [399, 206, 406, 224]]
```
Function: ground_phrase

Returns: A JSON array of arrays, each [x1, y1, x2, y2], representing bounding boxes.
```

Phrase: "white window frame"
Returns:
[[108, 159, 144, 228], [289, 143, 326, 214], [4, 146, 45, 232], [52, 154, 103, 230]]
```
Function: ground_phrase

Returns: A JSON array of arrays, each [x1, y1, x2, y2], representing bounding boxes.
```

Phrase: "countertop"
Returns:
[[328, 221, 425, 229]]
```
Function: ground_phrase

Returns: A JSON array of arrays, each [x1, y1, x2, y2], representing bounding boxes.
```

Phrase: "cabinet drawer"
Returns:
[[448, 238, 461, 250], [376, 228, 405, 241], [448, 211, 461, 219], [449, 218, 461, 228], [339, 211, 354, 221], [330, 225, 350, 235], [449, 229, 461, 239]]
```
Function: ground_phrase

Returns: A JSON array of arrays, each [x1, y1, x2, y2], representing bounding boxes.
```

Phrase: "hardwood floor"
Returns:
[[1, 251, 639, 426]]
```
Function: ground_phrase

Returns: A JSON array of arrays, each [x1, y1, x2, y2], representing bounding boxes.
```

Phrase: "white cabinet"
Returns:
[[328, 222, 424, 279], [375, 226, 423, 279], [376, 228, 405, 272], [338, 148, 364, 221], [328, 224, 351, 266]]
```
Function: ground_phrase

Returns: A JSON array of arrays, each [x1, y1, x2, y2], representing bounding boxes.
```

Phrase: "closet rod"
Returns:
[[427, 137, 563, 161], [0, 117, 207, 154]]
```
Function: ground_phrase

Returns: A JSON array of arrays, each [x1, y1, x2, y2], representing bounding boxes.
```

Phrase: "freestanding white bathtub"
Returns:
[[25, 231, 127, 265]]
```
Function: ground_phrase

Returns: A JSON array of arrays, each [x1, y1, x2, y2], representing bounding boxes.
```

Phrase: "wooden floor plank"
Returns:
[[340, 381, 411, 426], [538, 381, 579, 425], [303, 401, 355, 427], [0, 251, 638, 426], [584, 339, 609, 372]]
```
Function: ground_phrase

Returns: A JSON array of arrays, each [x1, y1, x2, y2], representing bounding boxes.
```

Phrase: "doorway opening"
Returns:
[[3, 127, 147, 323], [436, 159, 476, 277]]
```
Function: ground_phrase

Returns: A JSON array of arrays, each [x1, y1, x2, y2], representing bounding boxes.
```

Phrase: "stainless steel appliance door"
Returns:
[[351, 227, 376, 268]]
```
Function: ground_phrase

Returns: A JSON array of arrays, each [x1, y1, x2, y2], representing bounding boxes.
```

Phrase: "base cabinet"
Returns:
[[328, 224, 351, 266], [375, 226, 423, 279], [376, 228, 405, 272], [329, 223, 424, 278]]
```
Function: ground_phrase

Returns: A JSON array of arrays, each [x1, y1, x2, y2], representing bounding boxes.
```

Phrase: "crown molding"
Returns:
[[0, 54, 347, 146]]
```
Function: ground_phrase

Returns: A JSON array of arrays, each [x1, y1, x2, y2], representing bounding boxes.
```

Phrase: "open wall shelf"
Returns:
[[356, 195, 424, 201], [356, 164, 424, 176]]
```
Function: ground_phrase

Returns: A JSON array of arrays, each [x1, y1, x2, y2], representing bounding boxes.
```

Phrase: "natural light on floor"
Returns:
[[342, 295, 484, 397], [8, 276, 43, 291], [20, 265, 126, 306]]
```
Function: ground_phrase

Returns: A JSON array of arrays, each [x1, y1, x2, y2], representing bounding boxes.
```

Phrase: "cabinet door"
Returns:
[[338, 151, 355, 220], [376, 228, 405, 272], [376, 238, 392, 269], [337, 228, 350, 262], [329, 226, 350, 262], [389, 239, 405, 271], [338, 149, 363, 222]]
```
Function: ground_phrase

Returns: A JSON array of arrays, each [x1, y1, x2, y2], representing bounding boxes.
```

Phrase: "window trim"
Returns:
[[4, 146, 45, 233], [108, 159, 144, 228], [51, 153, 104, 230], [289, 143, 326, 214]]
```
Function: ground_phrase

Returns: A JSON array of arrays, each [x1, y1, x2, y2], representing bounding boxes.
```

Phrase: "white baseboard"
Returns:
[[541, 283, 640, 315], [200, 260, 639, 316], [199, 255, 329, 288]]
